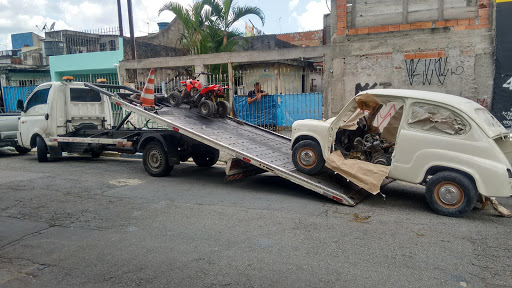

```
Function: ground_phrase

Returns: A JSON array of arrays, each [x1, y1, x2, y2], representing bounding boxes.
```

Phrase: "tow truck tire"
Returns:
[[36, 136, 48, 162], [192, 148, 219, 167], [198, 99, 215, 118], [217, 101, 229, 118], [91, 151, 102, 158], [15, 145, 31, 154], [169, 91, 182, 107], [292, 140, 325, 175], [143, 141, 173, 177], [425, 171, 478, 217]]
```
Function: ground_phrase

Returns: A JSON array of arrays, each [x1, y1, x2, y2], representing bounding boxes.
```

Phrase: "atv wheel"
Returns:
[[217, 100, 229, 118], [169, 91, 182, 107], [198, 99, 215, 117]]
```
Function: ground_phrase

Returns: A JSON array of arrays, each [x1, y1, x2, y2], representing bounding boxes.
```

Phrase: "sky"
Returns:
[[0, 0, 331, 50]]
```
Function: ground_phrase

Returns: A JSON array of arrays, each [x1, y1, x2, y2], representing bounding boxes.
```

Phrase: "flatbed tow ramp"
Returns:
[[86, 83, 369, 206]]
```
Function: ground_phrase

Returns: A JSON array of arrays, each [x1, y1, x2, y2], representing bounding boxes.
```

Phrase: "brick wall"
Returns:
[[337, 0, 490, 36], [276, 30, 324, 47]]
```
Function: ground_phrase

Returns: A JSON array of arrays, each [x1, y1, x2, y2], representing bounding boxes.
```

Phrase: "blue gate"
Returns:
[[1, 86, 38, 112]]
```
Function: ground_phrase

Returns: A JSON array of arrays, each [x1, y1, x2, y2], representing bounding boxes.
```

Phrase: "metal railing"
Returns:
[[44, 27, 120, 56]]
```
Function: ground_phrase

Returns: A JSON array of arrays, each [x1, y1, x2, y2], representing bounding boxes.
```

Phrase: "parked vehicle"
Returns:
[[291, 89, 512, 217], [0, 113, 31, 153], [168, 72, 229, 118]]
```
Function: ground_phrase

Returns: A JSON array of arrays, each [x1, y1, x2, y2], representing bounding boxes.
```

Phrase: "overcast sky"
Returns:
[[0, 0, 331, 50]]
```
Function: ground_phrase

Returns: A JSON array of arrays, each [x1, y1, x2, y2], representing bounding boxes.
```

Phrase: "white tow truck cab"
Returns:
[[291, 89, 512, 217], [17, 77, 113, 155]]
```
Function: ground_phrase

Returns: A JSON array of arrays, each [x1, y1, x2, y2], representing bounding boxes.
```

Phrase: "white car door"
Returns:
[[18, 85, 52, 147]]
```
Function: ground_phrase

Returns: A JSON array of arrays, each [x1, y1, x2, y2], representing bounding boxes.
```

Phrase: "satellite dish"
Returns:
[[49, 22, 55, 31]]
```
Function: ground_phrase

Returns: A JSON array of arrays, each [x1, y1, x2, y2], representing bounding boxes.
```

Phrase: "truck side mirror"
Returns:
[[16, 99, 24, 111]]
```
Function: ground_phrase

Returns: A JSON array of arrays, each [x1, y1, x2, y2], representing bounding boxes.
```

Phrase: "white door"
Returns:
[[19, 85, 51, 147]]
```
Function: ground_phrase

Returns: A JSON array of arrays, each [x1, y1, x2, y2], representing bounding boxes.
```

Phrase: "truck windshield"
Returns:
[[70, 88, 101, 102]]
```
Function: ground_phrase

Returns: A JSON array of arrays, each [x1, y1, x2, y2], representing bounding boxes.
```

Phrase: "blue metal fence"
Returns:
[[1, 86, 38, 112], [233, 93, 322, 130]]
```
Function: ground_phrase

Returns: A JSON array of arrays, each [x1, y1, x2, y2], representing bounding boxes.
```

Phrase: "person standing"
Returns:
[[247, 82, 268, 104]]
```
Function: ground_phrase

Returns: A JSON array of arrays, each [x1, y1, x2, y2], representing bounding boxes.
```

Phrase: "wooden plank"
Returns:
[[443, 6, 477, 19]]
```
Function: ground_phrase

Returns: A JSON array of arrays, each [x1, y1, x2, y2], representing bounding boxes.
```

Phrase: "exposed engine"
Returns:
[[335, 123, 394, 166]]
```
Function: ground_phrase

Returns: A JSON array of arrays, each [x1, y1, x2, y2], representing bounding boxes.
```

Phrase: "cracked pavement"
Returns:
[[0, 148, 511, 287]]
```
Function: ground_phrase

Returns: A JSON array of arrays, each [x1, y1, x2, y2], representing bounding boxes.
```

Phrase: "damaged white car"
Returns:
[[291, 89, 512, 217]]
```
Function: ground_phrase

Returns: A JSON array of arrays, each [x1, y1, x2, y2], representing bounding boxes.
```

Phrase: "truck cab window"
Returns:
[[70, 88, 102, 102], [26, 87, 50, 111]]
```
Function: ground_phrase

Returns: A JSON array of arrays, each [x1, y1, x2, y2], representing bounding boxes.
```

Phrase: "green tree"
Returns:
[[158, 1, 208, 55], [202, 0, 265, 46]]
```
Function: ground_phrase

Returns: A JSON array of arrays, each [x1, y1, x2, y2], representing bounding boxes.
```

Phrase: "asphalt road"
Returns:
[[0, 148, 511, 288]]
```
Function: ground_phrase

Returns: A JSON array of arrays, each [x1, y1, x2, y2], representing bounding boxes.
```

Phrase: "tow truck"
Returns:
[[16, 77, 368, 206]]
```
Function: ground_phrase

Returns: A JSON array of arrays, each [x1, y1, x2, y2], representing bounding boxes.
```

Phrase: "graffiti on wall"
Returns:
[[405, 57, 464, 85], [355, 82, 392, 95]]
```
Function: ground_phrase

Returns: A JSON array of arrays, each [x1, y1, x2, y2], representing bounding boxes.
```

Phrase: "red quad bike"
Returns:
[[169, 72, 230, 118]]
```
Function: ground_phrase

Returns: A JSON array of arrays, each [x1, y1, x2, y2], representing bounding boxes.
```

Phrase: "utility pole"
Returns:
[[117, 0, 124, 36], [127, 0, 136, 60]]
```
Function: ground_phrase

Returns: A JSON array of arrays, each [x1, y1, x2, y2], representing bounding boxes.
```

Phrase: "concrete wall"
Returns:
[[276, 30, 324, 47], [49, 37, 124, 81], [324, 27, 494, 117], [137, 17, 186, 49]]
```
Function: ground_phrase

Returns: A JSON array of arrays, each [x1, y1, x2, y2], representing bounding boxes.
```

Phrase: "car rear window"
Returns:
[[70, 88, 102, 102]]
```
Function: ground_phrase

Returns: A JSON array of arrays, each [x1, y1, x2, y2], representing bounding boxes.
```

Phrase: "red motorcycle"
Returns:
[[169, 72, 230, 118]]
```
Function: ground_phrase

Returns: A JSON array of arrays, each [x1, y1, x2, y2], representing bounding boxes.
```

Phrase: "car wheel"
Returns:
[[292, 140, 325, 175], [191, 145, 219, 167], [425, 171, 478, 217], [169, 91, 182, 107], [198, 99, 215, 117], [91, 151, 102, 158], [217, 100, 229, 118], [15, 145, 31, 154], [36, 136, 48, 162], [143, 141, 173, 177]]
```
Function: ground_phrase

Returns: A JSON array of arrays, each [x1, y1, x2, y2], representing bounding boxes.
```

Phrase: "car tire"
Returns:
[[169, 91, 182, 107], [425, 171, 478, 217], [91, 151, 102, 158], [143, 141, 173, 177], [36, 136, 48, 162], [217, 100, 229, 118], [192, 146, 220, 167], [198, 99, 215, 117], [292, 140, 325, 175], [15, 145, 31, 154]]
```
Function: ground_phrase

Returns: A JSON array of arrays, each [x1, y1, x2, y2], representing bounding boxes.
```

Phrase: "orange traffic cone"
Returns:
[[140, 68, 155, 107]]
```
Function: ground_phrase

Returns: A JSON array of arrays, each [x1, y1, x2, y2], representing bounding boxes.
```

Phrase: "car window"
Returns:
[[26, 87, 50, 111], [408, 103, 469, 135], [70, 88, 102, 102]]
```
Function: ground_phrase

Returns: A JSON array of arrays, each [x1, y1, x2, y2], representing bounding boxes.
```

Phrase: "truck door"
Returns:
[[19, 85, 51, 146]]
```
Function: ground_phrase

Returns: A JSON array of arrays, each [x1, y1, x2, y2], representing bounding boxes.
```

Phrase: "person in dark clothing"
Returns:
[[247, 82, 268, 104]]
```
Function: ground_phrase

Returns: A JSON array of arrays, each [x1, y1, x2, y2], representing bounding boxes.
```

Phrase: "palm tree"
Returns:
[[202, 0, 265, 46], [158, 1, 208, 55]]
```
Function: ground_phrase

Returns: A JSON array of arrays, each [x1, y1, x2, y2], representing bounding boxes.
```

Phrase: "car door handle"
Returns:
[[45, 113, 49, 120]]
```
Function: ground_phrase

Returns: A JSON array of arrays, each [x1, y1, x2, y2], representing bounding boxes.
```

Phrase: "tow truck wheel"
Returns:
[[292, 140, 325, 175], [15, 145, 31, 154], [36, 136, 49, 162], [198, 99, 215, 117], [192, 147, 219, 167], [425, 171, 478, 217], [169, 91, 182, 107], [217, 101, 229, 118], [143, 141, 173, 177]]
